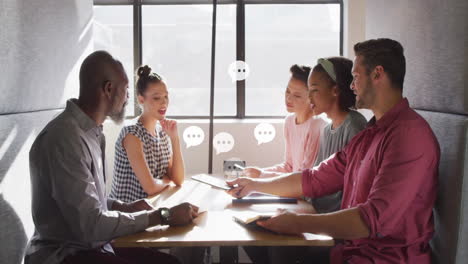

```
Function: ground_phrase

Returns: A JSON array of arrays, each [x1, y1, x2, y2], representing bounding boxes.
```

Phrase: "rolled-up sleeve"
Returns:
[[302, 149, 347, 198], [48, 135, 150, 243], [357, 126, 439, 239]]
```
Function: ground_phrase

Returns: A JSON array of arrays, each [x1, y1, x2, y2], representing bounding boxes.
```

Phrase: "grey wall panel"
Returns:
[[0, 1, 93, 262], [417, 110, 468, 264], [0, 0, 93, 115], [365, 0, 468, 115], [0, 110, 62, 264]]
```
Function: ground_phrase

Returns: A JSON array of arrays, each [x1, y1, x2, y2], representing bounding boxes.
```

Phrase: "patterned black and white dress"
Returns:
[[110, 119, 172, 203]]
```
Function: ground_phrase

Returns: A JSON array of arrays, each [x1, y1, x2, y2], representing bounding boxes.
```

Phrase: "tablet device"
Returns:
[[191, 174, 232, 190], [232, 193, 297, 204]]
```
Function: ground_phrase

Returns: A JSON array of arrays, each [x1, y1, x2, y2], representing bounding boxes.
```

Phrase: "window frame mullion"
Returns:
[[132, 0, 143, 117], [236, 0, 246, 118]]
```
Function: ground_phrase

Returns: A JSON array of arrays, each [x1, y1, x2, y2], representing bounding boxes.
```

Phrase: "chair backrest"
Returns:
[[365, 0, 468, 262], [0, 111, 60, 264], [417, 111, 468, 264]]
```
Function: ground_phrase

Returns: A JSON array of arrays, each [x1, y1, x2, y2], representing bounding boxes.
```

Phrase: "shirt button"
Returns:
[[353, 181, 356, 187]]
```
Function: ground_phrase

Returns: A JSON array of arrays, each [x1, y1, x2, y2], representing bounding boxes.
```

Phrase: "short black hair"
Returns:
[[354, 38, 406, 90], [78, 50, 124, 100]]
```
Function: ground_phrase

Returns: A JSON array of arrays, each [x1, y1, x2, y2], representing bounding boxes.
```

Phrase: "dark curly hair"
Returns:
[[312, 57, 355, 111], [135, 65, 163, 96]]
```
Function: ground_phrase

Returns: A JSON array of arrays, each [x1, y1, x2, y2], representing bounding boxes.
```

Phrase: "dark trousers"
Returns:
[[244, 246, 330, 264], [62, 247, 180, 264]]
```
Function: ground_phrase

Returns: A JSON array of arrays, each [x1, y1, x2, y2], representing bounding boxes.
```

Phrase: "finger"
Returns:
[[256, 220, 272, 230], [191, 209, 199, 219], [226, 178, 240, 186], [190, 204, 199, 213], [237, 186, 251, 198], [227, 186, 245, 198], [226, 187, 239, 197], [160, 120, 168, 129], [259, 218, 281, 233], [276, 208, 287, 214]]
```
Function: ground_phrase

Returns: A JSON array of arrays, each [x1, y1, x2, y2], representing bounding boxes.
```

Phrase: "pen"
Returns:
[[234, 164, 245, 170]]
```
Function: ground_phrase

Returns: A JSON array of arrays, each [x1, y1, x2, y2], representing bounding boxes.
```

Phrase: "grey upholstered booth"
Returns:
[[0, 1, 92, 263], [0, 112, 60, 264], [366, 0, 468, 263], [418, 111, 468, 264]]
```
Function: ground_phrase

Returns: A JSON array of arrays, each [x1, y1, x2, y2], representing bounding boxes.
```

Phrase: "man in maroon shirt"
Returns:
[[227, 38, 440, 263]]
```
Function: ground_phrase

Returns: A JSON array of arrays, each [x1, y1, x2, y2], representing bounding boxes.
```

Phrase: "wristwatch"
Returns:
[[159, 207, 171, 225]]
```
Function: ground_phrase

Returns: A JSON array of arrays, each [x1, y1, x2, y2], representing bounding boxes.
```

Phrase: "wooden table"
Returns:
[[113, 176, 334, 262]]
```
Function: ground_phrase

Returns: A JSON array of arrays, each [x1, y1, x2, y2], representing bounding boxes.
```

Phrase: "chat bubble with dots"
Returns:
[[254, 123, 276, 145], [183, 126, 205, 148], [213, 132, 235, 155], [228, 60, 250, 82]]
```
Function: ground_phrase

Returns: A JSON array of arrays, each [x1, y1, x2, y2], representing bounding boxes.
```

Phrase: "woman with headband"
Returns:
[[269, 57, 367, 264], [307, 57, 367, 214], [245, 57, 367, 264]]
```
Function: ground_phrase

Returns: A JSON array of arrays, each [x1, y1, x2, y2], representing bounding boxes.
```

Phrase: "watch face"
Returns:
[[161, 208, 170, 218], [160, 208, 170, 225]]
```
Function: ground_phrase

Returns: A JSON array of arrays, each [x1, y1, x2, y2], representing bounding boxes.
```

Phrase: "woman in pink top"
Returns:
[[244, 64, 327, 178]]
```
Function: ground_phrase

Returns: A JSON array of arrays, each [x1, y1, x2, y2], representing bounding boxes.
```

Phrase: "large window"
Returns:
[[245, 4, 340, 116], [142, 5, 236, 116], [93, 1, 342, 118], [93, 6, 135, 116]]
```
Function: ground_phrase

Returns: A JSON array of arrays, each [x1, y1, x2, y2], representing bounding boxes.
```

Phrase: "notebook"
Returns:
[[233, 213, 273, 226]]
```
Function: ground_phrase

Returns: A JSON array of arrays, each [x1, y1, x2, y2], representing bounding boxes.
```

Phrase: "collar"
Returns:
[[66, 99, 101, 133], [366, 98, 410, 129]]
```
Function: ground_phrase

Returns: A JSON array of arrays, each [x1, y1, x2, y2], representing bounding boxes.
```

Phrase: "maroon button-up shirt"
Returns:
[[302, 98, 440, 263]]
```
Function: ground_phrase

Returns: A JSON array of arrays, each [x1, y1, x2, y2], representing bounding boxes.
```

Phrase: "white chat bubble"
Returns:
[[213, 132, 235, 155], [183, 126, 205, 148], [228, 60, 250, 82], [254, 123, 276, 145]]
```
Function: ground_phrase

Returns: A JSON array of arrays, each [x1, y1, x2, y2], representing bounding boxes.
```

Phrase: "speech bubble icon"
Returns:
[[228, 60, 250, 82], [254, 123, 276, 145], [183, 126, 205, 149], [213, 132, 235, 155]]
